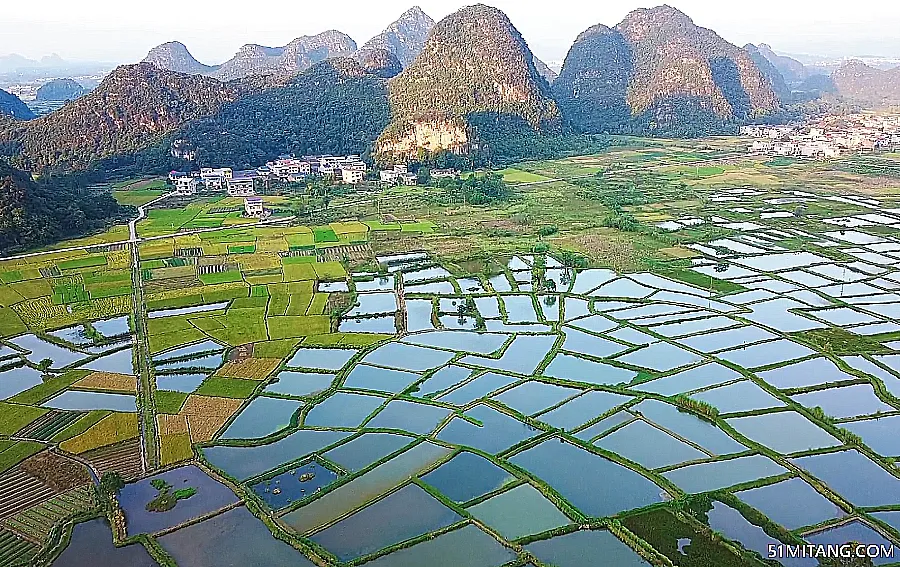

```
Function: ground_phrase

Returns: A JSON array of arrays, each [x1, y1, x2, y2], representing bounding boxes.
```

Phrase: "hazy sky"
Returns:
[[3, 0, 899, 64]]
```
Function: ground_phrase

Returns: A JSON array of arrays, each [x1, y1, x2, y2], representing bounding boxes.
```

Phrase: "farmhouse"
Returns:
[[244, 196, 265, 218], [174, 176, 199, 196]]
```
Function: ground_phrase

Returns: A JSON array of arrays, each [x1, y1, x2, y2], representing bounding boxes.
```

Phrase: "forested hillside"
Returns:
[[0, 164, 129, 253]]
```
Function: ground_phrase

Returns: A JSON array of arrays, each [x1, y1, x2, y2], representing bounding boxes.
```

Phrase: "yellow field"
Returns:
[[59, 413, 138, 454], [74, 372, 136, 393], [214, 358, 282, 381], [179, 395, 243, 442]]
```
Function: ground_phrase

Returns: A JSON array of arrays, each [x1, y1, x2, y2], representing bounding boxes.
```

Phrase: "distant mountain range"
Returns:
[[144, 7, 434, 81], [35, 78, 86, 102], [832, 60, 900, 106], [4, 3, 900, 178]]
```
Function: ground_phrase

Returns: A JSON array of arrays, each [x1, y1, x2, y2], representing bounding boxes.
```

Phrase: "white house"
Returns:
[[227, 177, 256, 197], [174, 176, 199, 196], [244, 196, 265, 218], [431, 168, 459, 179], [399, 172, 418, 186], [342, 169, 365, 185], [201, 167, 233, 190]]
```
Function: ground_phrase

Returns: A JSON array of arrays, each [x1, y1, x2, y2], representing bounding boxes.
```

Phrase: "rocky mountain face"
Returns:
[[143, 31, 357, 81], [832, 60, 900, 106], [212, 31, 357, 81], [534, 57, 558, 85], [35, 78, 87, 102], [744, 44, 791, 103], [358, 6, 435, 67], [0, 63, 238, 172], [353, 48, 403, 79], [757, 43, 808, 84], [143, 41, 217, 75], [554, 6, 779, 135], [0, 89, 35, 120], [178, 58, 391, 167], [377, 4, 560, 159]]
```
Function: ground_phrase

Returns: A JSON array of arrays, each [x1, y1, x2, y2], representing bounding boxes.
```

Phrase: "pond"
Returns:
[[286, 348, 356, 370], [467, 483, 571, 540], [403, 331, 508, 355], [158, 506, 315, 567], [510, 439, 664, 518], [147, 302, 229, 319], [662, 455, 787, 493], [406, 299, 435, 332], [735, 478, 844, 530], [323, 433, 415, 472], [503, 295, 538, 323], [0, 365, 45, 400], [563, 298, 591, 321], [757, 357, 857, 389], [526, 529, 650, 567], [538, 296, 560, 322], [154, 340, 223, 362], [631, 400, 746, 455], [355, 277, 394, 292], [202, 429, 350, 480], [264, 371, 334, 397], [676, 326, 777, 353], [155, 352, 223, 370], [309, 483, 462, 562], [347, 292, 397, 317], [406, 281, 456, 295], [366, 400, 452, 434], [421, 451, 515, 503], [806, 521, 896, 566], [706, 502, 816, 567], [358, 524, 515, 567], [412, 365, 472, 398], [790, 384, 896, 419], [492, 381, 580, 416], [44, 390, 136, 412], [304, 391, 387, 428], [156, 373, 207, 393], [535, 390, 633, 431], [595, 420, 708, 470], [250, 460, 338, 510], [691, 381, 785, 413], [791, 450, 900, 507], [52, 518, 158, 567], [474, 297, 502, 319], [561, 328, 627, 359], [220, 396, 302, 440], [281, 441, 453, 535], [717, 339, 816, 370], [574, 412, 635, 442], [650, 316, 739, 338], [438, 372, 519, 405], [460, 335, 556, 375], [568, 315, 617, 334], [544, 353, 636, 386], [437, 404, 539, 454], [570, 269, 616, 294], [633, 363, 744, 397], [811, 307, 879, 326], [339, 316, 397, 334], [404, 266, 452, 282], [343, 365, 420, 394], [363, 343, 454, 372], [80, 348, 134, 374], [10, 334, 85, 368], [118, 465, 239, 535], [457, 277, 485, 294], [843, 415, 900, 456], [607, 327, 655, 346], [615, 342, 702, 372]]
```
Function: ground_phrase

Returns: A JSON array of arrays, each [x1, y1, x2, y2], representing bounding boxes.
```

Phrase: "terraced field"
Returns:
[[5, 141, 900, 566]]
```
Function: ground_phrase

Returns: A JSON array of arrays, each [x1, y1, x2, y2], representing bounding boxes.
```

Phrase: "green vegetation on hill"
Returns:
[[0, 164, 130, 253]]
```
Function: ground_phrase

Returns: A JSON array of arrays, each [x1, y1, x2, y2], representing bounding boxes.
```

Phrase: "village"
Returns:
[[167, 155, 461, 219], [741, 111, 900, 159]]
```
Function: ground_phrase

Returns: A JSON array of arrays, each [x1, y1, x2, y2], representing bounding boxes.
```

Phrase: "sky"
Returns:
[[3, 0, 899, 65]]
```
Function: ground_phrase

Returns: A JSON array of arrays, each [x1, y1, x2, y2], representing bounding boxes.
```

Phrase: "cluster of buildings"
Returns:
[[742, 113, 900, 159]]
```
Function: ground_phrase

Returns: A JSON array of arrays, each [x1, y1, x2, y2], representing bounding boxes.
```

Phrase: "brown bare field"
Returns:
[[214, 358, 281, 381], [179, 395, 243, 442], [73, 372, 136, 393]]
